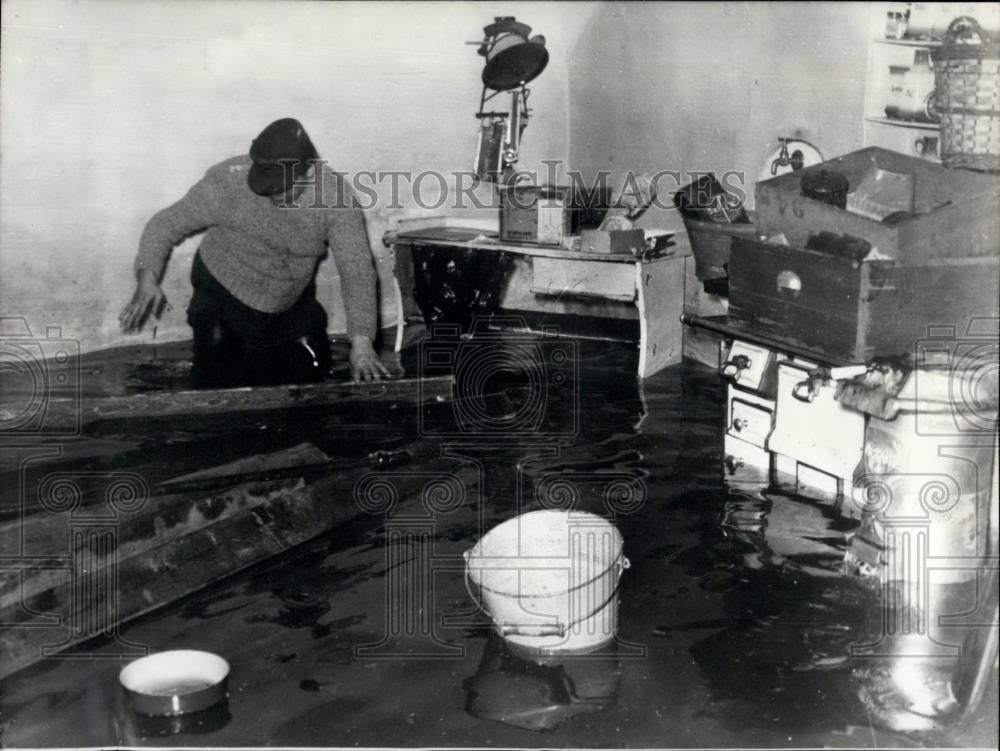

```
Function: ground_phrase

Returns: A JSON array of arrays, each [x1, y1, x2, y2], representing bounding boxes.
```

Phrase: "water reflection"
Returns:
[[721, 487, 855, 578], [679, 481, 878, 732], [464, 633, 621, 732], [116, 691, 231, 741], [131, 702, 232, 738]]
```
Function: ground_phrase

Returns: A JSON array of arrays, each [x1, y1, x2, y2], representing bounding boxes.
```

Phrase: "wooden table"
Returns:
[[386, 226, 690, 379]]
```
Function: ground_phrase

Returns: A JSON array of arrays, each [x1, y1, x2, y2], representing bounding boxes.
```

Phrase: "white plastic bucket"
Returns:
[[464, 510, 629, 655]]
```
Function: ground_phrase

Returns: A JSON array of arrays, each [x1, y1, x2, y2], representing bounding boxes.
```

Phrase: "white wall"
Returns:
[[0, 0, 594, 352], [567, 1, 871, 228], [1, 1, 874, 353]]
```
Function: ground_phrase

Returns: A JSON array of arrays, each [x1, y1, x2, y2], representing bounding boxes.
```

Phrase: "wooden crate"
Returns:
[[728, 237, 1000, 364], [755, 147, 1000, 263]]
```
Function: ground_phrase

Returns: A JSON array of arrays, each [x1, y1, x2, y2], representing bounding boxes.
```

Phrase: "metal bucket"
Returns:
[[465, 510, 628, 655]]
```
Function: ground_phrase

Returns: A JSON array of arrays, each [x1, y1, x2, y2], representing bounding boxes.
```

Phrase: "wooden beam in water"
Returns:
[[0, 442, 448, 678], [0, 468, 328, 613], [39, 374, 454, 430], [0, 421, 458, 679]]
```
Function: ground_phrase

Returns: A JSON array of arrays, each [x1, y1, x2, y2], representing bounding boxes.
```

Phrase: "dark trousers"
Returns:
[[187, 253, 331, 388]]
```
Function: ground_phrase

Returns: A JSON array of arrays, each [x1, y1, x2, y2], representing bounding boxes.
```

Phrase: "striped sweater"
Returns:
[[135, 155, 376, 340]]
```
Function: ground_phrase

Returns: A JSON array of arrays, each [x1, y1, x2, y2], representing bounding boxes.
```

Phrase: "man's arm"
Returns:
[[327, 205, 377, 341], [325, 194, 388, 381], [120, 176, 217, 332], [135, 177, 218, 280]]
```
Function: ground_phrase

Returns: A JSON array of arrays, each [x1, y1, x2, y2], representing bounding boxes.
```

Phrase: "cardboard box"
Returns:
[[499, 185, 571, 246]]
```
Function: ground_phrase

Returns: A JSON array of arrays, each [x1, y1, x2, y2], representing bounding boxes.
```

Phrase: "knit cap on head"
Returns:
[[248, 118, 319, 196]]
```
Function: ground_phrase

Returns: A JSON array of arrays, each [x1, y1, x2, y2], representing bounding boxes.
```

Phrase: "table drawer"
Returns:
[[531, 258, 636, 302], [728, 397, 773, 448]]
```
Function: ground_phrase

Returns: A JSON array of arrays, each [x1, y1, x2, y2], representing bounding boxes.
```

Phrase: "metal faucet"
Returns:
[[771, 138, 806, 175]]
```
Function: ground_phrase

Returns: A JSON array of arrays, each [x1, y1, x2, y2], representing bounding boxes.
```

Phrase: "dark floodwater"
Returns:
[[0, 335, 996, 748]]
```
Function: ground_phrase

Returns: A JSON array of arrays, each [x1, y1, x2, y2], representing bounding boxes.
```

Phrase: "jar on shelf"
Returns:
[[900, 49, 938, 122], [885, 64, 910, 118], [885, 3, 909, 40]]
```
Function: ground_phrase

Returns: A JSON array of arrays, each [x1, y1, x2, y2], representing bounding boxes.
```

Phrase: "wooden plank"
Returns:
[[0, 426, 453, 679], [636, 255, 685, 378], [729, 289, 862, 362], [0, 443, 346, 616], [36, 374, 454, 431], [501, 258, 638, 321], [0, 458, 386, 678], [731, 237, 1000, 363], [159, 442, 331, 487], [729, 238, 865, 362], [0, 475, 310, 612], [394, 231, 658, 262], [864, 257, 1000, 361], [530, 257, 636, 302], [383, 218, 499, 245], [730, 239, 865, 312]]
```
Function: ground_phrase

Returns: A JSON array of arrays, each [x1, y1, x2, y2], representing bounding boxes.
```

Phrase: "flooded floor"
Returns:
[[1, 335, 996, 748]]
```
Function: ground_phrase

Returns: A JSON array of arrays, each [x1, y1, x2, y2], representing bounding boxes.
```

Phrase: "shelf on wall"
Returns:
[[865, 116, 940, 131], [872, 37, 942, 47], [864, 6, 947, 160]]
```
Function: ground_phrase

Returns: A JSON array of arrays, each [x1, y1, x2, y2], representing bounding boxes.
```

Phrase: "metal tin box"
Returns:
[[500, 185, 571, 246]]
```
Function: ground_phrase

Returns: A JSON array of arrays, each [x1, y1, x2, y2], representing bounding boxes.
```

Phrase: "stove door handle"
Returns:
[[792, 378, 819, 403], [718, 354, 752, 382]]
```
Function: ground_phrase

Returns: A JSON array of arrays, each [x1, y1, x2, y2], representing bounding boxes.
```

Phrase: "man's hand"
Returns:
[[349, 335, 390, 383], [119, 269, 167, 332]]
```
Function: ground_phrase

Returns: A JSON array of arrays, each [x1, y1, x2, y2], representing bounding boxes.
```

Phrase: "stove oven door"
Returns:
[[770, 360, 866, 500]]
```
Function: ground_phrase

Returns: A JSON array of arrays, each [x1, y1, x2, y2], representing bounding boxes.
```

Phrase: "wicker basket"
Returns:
[[932, 16, 1000, 172], [682, 216, 759, 280]]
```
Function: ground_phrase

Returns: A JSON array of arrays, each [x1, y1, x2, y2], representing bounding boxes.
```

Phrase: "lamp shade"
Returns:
[[482, 34, 548, 91]]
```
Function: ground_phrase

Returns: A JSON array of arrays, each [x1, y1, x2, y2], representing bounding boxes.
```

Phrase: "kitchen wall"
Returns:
[[0, 0, 594, 352], [566, 2, 872, 230], [1, 1, 871, 355]]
